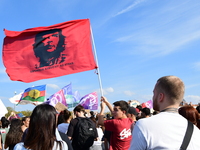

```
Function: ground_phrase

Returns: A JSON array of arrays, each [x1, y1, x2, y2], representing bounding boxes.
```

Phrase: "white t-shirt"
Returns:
[[129, 112, 200, 150]]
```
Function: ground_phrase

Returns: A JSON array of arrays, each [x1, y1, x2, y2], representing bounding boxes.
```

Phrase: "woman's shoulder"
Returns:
[[14, 142, 30, 150]]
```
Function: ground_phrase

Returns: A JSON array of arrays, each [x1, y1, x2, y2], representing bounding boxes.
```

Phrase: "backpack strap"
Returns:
[[180, 120, 194, 150]]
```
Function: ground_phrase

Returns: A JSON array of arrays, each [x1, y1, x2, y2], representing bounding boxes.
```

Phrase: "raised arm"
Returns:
[[101, 96, 113, 113]]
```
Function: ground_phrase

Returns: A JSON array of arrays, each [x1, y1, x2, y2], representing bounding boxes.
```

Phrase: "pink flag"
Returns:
[[47, 89, 66, 107], [142, 100, 153, 109], [79, 92, 98, 110]]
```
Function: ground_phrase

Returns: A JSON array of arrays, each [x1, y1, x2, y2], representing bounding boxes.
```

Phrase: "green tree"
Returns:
[[4, 107, 32, 119]]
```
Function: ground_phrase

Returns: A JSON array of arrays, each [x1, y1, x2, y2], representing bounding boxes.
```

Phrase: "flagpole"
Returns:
[[90, 26, 104, 96], [14, 91, 16, 111]]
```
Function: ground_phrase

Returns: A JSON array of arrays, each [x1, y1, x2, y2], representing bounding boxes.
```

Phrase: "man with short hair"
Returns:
[[141, 107, 151, 118], [98, 96, 133, 150], [129, 75, 200, 150], [67, 105, 98, 150]]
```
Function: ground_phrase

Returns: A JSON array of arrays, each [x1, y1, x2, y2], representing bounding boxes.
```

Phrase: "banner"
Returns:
[[79, 92, 98, 110], [0, 99, 8, 118], [9, 92, 23, 104], [62, 83, 81, 108], [47, 89, 66, 107], [3, 19, 97, 82], [19, 85, 46, 105], [72, 90, 81, 107], [141, 100, 153, 109]]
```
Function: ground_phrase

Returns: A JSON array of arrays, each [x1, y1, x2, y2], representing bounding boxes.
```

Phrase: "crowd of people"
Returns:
[[0, 75, 200, 150]]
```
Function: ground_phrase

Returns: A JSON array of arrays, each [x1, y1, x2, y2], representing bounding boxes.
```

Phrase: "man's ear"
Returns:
[[158, 93, 164, 102], [122, 110, 127, 115]]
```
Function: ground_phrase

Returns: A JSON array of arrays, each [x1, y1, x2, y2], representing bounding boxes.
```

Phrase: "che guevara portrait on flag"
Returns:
[[3, 19, 97, 83], [33, 29, 66, 68]]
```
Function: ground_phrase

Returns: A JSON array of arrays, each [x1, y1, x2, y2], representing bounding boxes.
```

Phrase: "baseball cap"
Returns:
[[128, 107, 138, 116]]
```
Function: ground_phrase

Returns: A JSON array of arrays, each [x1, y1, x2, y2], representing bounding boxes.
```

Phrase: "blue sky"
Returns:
[[0, 0, 200, 112]]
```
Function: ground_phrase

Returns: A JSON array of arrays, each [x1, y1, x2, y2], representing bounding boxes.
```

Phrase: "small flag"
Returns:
[[62, 83, 80, 108], [16, 113, 24, 118], [72, 90, 81, 107], [79, 92, 98, 110], [19, 85, 46, 105], [47, 89, 66, 107], [9, 92, 23, 104], [3, 19, 97, 83], [141, 100, 153, 109]]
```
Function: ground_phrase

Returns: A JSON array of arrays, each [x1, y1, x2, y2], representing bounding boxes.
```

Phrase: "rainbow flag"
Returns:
[[19, 85, 46, 105]]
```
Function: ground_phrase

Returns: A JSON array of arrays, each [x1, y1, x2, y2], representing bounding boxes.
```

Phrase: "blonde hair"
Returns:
[[156, 76, 185, 104]]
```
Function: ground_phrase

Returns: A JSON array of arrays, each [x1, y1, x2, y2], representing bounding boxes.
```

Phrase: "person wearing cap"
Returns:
[[127, 107, 138, 122], [127, 107, 138, 131]]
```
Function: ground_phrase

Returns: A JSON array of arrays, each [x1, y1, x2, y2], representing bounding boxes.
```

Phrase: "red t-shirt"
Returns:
[[104, 118, 133, 150]]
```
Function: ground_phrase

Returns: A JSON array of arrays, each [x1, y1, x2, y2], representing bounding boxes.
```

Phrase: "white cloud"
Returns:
[[113, 0, 146, 17], [124, 90, 135, 96], [102, 87, 114, 95], [47, 84, 60, 90], [114, 2, 200, 57], [106, 87, 114, 93], [193, 62, 200, 71], [184, 95, 200, 104], [186, 83, 200, 89], [0, 67, 5, 74]]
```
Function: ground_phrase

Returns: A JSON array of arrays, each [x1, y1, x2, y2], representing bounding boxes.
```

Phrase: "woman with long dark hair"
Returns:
[[14, 104, 68, 150], [21, 117, 30, 132], [4, 119, 23, 150], [57, 110, 72, 134]]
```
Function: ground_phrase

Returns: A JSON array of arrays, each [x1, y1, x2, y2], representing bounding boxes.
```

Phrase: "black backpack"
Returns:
[[74, 117, 96, 148]]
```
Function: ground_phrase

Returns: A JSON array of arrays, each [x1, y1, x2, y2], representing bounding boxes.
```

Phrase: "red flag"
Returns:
[[3, 19, 97, 83]]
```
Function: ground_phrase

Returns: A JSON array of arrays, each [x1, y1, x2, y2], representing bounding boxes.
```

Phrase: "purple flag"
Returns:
[[62, 83, 73, 95], [73, 90, 81, 103], [47, 89, 66, 107], [62, 83, 78, 108], [79, 92, 98, 110]]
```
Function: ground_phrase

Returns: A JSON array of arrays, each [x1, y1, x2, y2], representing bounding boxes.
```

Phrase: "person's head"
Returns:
[[112, 100, 129, 119], [73, 105, 85, 117], [196, 105, 200, 114], [90, 111, 95, 117], [152, 110, 159, 115], [1, 116, 10, 128], [153, 75, 185, 111], [57, 109, 71, 125], [178, 105, 200, 127], [127, 107, 138, 120], [141, 107, 151, 118], [33, 29, 66, 68], [136, 105, 142, 112], [22, 116, 30, 127], [9, 119, 22, 132], [24, 104, 61, 150], [106, 114, 112, 120], [4, 119, 23, 148]]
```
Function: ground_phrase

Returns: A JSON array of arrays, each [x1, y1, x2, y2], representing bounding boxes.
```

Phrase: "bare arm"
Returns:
[[101, 96, 113, 113], [98, 100, 106, 126]]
